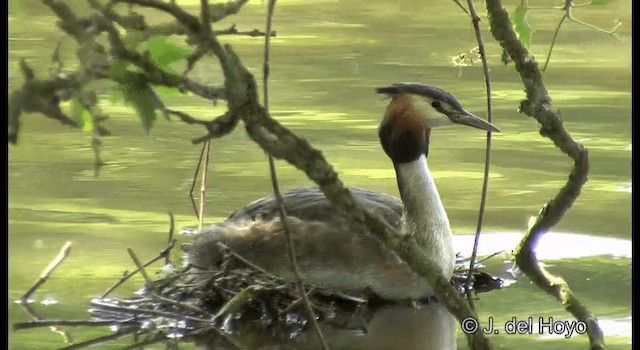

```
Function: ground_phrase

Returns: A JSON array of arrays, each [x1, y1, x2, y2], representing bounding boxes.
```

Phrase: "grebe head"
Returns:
[[376, 83, 500, 163]]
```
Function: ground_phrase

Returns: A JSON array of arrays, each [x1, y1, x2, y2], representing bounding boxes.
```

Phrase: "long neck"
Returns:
[[394, 156, 455, 277]]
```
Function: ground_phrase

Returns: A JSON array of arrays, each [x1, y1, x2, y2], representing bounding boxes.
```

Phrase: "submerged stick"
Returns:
[[20, 241, 72, 302], [19, 303, 73, 343]]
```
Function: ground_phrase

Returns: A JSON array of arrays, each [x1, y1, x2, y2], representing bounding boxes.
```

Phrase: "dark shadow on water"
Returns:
[[183, 302, 457, 350]]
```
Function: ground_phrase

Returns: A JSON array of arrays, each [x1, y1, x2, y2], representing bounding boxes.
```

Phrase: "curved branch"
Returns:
[[485, 1, 603, 349]]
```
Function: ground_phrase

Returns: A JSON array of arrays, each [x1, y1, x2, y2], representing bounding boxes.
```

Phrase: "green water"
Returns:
[[8, 0, 631, 349]]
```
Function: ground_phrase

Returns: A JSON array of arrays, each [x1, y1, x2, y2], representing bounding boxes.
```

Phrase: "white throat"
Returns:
[[394, 156, 455, 278]]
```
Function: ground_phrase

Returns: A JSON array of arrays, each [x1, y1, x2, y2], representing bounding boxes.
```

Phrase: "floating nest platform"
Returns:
[[13, 237, 506, 349], [83, 242, 505, 349]]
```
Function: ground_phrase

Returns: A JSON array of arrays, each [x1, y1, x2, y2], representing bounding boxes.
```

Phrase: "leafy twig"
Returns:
[[538, 0, 622, 72]]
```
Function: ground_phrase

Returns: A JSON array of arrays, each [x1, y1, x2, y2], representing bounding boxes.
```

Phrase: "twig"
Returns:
[[20, 241, 72, 302], [214, 286, 258, 319], [18, 303, 73, 343], [90, 299, 215, 324], [13, 319, 136, 331], [100, 240, 176, 298], [188, 140, 207, 218], [214, 242, 281, 280], [166, 211, 175, 265], [151, 293, 210, 314], [451, 0, 470, 15], [198, 140, 211, 231], [217, 25, 276, 37], [540, 0, 621, 72], [126, 248, 154, 286], [261, 1, 328, 348], [485, 1, 603, 349], [464, 0, 496, 315]]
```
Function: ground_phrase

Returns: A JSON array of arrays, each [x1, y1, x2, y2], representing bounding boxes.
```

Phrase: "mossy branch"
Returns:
[[485, 1, 603, 349]]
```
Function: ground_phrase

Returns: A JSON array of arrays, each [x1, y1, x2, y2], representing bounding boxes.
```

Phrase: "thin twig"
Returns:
[[541, 0, 621, 72], [198, 140, 211, 231], [261, 1, 327, 348], [542, 14, 567, 72], [451, 0, 470, 15], [464, 0, 495, 313], [151, 292, 210, 314], [20, 241, 72, 302], [100, 240, 176, 298], [214, 242, 281, 280], [196, 0, 213, 230], [13, 319, 136, 331], [189, 141, 207, 219], [126, 248, 154, 287], [90, 299, 215, 324], [19, 303, 73, 343], [166, 211, 175, 265]]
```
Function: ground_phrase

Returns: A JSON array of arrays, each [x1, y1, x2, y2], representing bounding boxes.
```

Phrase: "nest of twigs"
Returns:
[[14, 236, 505, 349], [87, 242, 504, 348]]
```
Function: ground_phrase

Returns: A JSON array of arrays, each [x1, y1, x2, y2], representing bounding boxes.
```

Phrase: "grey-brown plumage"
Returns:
[[188, 188, 433, 300], [228, 187, 403, 227]]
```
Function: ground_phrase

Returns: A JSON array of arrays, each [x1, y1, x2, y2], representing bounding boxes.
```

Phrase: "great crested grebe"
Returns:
[[187, 83, 499, 301]]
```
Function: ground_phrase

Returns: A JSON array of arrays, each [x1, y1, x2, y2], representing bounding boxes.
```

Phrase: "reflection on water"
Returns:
[[185, 303, 457, 350], [538, 316, 632, 343], [453, 231, 632, 260]]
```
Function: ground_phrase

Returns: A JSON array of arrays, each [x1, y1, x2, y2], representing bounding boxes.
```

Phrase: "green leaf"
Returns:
[[145, 36, 192, 73], [118, 81, 158, 134], [154, 85, 183, 98], [511, 4, 533, 49], [70, 97, 94, 132]]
